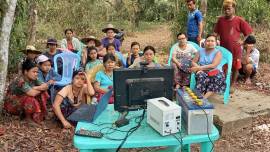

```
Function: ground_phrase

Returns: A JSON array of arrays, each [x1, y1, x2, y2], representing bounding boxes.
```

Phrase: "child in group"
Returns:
[[126, 42, 141, 67], [36, 55, 61, 84], [85, 46, 102, 72], [36, 55, 62, 103], [106, 43, 126, 67], [239, 35, 260, 84], [129, 45, 161, 68]]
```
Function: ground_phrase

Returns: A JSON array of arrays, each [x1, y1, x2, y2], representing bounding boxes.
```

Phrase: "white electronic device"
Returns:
[[147, 97, 181, 136]]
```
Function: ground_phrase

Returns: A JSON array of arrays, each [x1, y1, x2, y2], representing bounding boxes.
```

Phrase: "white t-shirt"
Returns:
[[172, 43, 198, 59], [242, 48, 260, 69]]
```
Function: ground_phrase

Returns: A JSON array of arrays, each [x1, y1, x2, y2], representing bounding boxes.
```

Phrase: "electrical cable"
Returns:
[[194, 104, 215, 152], [116, 108, 146, 152]]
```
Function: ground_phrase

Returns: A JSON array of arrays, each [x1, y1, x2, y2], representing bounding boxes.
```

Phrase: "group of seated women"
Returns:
[[3, 23, 226, 128]]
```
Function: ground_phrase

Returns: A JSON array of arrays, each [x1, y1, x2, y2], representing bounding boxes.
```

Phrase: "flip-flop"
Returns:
[[0, 127, 5, 136]]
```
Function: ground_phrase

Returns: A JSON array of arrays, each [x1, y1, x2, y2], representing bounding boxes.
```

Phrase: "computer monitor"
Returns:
[[113, 66, 174, 112]]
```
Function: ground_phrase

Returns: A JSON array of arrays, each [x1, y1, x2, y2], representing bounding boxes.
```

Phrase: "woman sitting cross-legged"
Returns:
[[53, 70, 95, 129], [190, 34, 226, 99], [93, 53, 117, 104], [129, 45, 161, 68], [3, 59, 49, 124]]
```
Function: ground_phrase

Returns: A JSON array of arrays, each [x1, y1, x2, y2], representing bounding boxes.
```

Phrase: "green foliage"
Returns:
[[0, 0, 8, 27], [8, 0, 29, 73]]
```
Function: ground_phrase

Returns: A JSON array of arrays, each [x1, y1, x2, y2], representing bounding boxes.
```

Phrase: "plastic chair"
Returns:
[[167, 41, 200, 66], [54, 52, 81, 86], [190, 46, 232, 104]]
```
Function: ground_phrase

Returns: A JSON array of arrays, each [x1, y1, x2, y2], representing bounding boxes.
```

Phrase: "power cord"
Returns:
[[116, 108, 146, 152], [194, 104, 215, 152]]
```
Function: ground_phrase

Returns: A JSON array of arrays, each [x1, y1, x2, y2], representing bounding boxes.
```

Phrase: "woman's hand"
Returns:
[[190, 66, 201, 72], [62, 120, 73, 129]]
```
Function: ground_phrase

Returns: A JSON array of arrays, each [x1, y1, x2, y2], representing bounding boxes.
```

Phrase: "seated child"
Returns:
[[239, 35, 260, 84], [126, 42, 141, 67], [85, 46, 102, 72], [36, 55, 61, 85], [106, 43, 126, 67], [129, 46, 161, 68], [53, 70, 95, 128], [36, 55, 62, 103]]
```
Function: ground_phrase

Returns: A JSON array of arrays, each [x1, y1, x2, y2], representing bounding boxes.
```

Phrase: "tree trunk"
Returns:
[[200, 0, 207, 36], [27, 0, 37, 45], [130, 0, 140, 30], [0, 0, 18, 104]]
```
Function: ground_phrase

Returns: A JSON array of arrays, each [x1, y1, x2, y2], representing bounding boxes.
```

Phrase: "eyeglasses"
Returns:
[[178, 37, 186, 40]]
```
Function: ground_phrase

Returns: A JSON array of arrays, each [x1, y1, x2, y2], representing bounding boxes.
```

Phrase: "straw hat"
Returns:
[[102, 24, 119, 33], [21, 45, 42, 54], [81, 36, 101, 46]]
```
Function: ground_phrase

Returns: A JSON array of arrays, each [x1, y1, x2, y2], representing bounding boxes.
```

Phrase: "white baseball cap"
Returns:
[[36, 55, 50, 64]]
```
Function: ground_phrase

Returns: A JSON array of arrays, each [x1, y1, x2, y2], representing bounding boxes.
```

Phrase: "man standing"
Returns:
[[214, 0, 253, 92], [186, 0, 203, 44]]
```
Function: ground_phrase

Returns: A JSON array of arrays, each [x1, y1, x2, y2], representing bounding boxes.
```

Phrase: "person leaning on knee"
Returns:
[[239, 35, 260, 84]]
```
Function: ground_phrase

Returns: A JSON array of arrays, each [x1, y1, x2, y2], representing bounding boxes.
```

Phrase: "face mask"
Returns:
[[179, 39, 187, 45]]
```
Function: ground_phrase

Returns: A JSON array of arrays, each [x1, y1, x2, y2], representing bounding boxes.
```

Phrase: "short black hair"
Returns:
[[186, 0, 196, 4], [103, 53, 116, 64], [106, 43, 116, 51], [206, 34, 217, 40], [86, 46, 98, 62], [244, 35, 256, 44], [64, 28, 73, 34], [176, 32, 186, 38], [143, 45, 156, 54], [131, 42, 140, 49], [22, 59, 38, 73]]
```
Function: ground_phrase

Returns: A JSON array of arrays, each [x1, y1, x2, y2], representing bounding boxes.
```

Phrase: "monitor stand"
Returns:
[[115, 111, 129, 128]]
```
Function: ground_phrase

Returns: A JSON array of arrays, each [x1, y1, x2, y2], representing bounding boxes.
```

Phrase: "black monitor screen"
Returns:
[[113, 67, 174, 112]]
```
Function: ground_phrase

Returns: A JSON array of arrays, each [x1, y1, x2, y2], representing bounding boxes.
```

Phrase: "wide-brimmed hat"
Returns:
[[102, 24, 119, 33], [21, 45, 42, 54], [81, 36, 101, 46]]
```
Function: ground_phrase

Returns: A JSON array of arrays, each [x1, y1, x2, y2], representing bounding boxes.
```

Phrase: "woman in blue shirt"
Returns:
[[94, 53, 116, 103], [191, 34, 226, 99]]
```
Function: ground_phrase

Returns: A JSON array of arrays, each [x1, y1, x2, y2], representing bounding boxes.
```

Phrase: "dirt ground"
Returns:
[[1, 24, 270, 152]]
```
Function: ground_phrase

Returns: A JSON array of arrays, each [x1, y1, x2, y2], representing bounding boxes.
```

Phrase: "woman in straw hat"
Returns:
[[101, 24, 121, 52], [21, 45, 42, 61]]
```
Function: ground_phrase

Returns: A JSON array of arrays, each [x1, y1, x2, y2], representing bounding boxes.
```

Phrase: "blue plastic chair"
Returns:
[[167, 41, 200, 66], [190, 46, 233, 104], [54, 52, 81, 86]]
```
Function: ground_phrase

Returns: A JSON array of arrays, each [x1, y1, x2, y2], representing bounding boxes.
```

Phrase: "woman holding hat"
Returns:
[[81, 36, 101, 66], [101, 24, 121, 52], [4, 59, 49, 124]]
